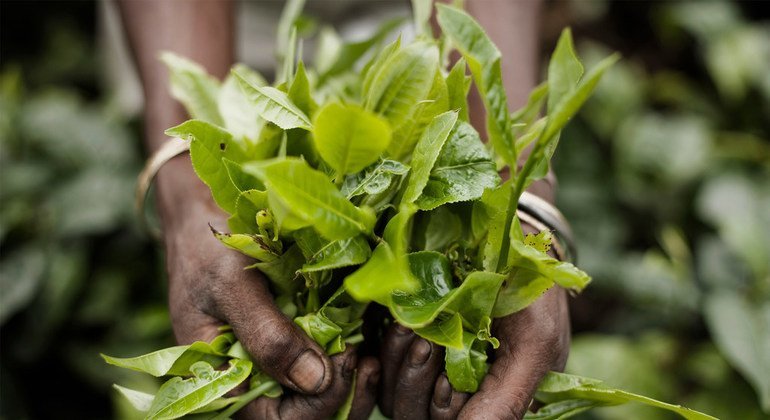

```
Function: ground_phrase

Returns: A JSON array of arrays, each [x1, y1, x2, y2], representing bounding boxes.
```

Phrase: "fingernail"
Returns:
[[434, 375, 452, 408], [288, 350, 326, 393], [407, 339, 432, 366]]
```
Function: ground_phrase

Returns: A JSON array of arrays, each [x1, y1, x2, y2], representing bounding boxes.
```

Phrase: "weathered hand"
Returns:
[[164, 204, 379, 419], [378, 277, 570, 420]]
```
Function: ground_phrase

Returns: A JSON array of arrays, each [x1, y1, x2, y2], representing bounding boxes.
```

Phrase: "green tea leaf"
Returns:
[[388, 69, 450, 160], [492, 268, 554, 318], [245, 158, 375, 240], [365, 41, 439, 127], [388, 251, 454, 327], [227, 189, 267, 234], [165, 120, 247, 214], [161, 52, 223, 126], [514, 117, 547, 157], [342, 159, 409, 199], [191, 396, 241, 414], [414, 312, 464, 349], [253, 122, 286, 160], [524, 399, 599, 419], [276, 0, 305, 82], [446, 271, 506, 329], [416, 121, 499, 210], [344, 242, 418, 305], [522, 54, 620, 187], [476, 315, 500, 349], [390, 258, 505, 329], [211, 226, 279, 262], [406, 251, 454, 301], [445, 332, 488, 393], [101, 338, 231, 377], [265, 183, 313, 234], [249, 244, 305, 295], [218, 64, 265, 142], [280, 27, 298, 87], [361, 36, 401, 96], [411, 0, 432, 38], [234, 70, 312, 130], [436, 4, 515, 165], [511, 82, 548, 154], [315, 27, 342, 77], [312, 102, 392, 176], [537, 371, 603, 392], [507, 239, 591, 291], [294, 311, 343, 348], [446, 58, 471, 122], [535, 372, 718, 420], [547, 29, 584, 114], [402, 111, 458, 205], [525, 231, 554, 254], [294, 229, 371, 273], [480, 182, 511, 272], [383, 204, 417, 255], [511, 81, 548, 128], [288, 61, 317, 117], [222, 158, 263, 192], [113, 385, 154, 413], [146, 359, 252, 420], [421, 206, 462, 252], [318, 17, 405, 82]]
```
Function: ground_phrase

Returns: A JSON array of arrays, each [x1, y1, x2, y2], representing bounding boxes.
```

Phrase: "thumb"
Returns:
[[215, 267, 333, 395]]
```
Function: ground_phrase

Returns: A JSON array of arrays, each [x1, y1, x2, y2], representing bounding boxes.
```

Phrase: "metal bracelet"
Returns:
[[135, 138, 190, 239]]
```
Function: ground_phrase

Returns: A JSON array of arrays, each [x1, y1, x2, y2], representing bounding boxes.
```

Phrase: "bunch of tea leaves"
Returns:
[[102, 1, 714, 419]]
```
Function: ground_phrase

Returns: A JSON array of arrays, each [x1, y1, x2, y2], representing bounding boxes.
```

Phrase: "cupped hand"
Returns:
[[378, 285, 570, 420], [163, 203, 379, 419]]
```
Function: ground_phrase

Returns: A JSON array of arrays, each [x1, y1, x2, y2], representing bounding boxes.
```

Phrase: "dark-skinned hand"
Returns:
[[378, 287, 569, 420], [377, 220, 570, 420], [164, 200, 380, 419]]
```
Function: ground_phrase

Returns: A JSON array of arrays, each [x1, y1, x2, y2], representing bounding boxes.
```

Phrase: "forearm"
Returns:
[[118, 0, 235, 230], [465, 0, 554, 202], [466, 0, 542, 109]]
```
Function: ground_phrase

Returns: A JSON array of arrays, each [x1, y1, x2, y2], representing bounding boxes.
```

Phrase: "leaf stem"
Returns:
[[307, 287, 320, 313], [212, 380, 278, 420], [495, 131, 545, 273], [495, 181, 520, 273]]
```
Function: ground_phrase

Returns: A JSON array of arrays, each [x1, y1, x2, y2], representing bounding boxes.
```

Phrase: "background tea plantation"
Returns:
[[1, 1, 768, 418]]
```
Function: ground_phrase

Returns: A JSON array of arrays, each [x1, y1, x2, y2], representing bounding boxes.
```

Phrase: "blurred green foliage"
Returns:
[[1, 0, 768, 419], [0, 9, 171, 419], [554, 1, 770, 418]]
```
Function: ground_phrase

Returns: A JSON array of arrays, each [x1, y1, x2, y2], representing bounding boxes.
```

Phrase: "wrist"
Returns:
[[154, 153, 226, 235]]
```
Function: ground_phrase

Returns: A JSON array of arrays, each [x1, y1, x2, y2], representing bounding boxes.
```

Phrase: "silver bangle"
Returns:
[[517, 191, 576, 262], [135, 138, 190, 239]]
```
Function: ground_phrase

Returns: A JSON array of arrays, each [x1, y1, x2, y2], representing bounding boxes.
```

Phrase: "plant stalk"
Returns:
[[212, 380, 278, 420]]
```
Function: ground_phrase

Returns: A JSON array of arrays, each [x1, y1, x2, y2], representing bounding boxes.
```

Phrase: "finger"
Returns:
[[349, 356, 381, 420], [244, 347, 358, 420], [392, 338, 445, 420], [430, 374, 470, 420], [378, 323, 417, 417], [458, 288, 570, 419], [167, 248, 227, 346], [213, 252, 334, 395], [168, 299, 224, 345]]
